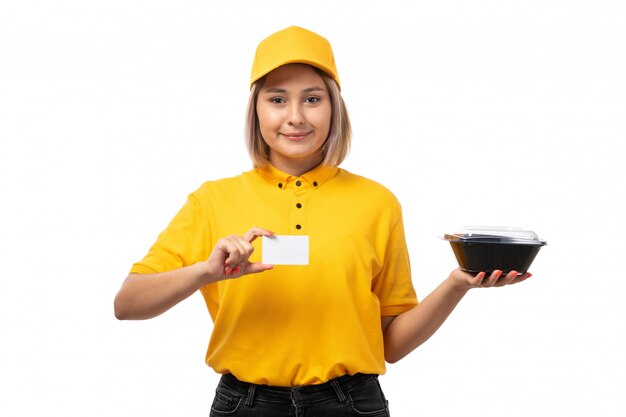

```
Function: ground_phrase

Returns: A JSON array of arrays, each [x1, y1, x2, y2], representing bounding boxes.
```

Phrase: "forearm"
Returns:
[[383, 276, 468, 363], [114, 262, 213, 320]]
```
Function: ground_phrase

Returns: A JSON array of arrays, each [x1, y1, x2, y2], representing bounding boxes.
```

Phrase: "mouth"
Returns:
[[280, 132, 312, 141]]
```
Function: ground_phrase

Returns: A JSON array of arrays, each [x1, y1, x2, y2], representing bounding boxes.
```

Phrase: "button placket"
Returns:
[[290, 178, 308, 234]]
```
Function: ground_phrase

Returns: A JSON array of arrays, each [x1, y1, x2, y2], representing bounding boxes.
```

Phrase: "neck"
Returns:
[[269, 153, 324, 177]]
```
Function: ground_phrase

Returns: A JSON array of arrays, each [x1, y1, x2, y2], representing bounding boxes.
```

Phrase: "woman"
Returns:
[[114, 26, 531, 417]]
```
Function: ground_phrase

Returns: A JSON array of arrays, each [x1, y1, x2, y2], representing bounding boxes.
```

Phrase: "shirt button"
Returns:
[[296, 203, 302, 209], [296, 180, 302, 187], [296, 224, 302, 230], [313, 181, 318, 187], [278, 183, 283, 189]]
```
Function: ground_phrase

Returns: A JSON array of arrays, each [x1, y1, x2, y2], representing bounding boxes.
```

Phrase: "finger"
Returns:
[[216, 238, 240, 265], [483, 270, 503, 287], [225, 264, 243, 277], [468, 271, 486, 287], [244, 262, 274, 275], [509, 272, 532, 285], [223, 236, 248, 266], [233, 237, 255, 263], [227, 262, 273, 279], [243, 227, 275, 243], [238, 240, 256, 267], [225, 264, 240, 276], [494, 270, 519, 287]]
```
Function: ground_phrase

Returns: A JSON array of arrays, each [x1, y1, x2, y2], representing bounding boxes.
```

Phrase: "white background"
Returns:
[[1, 1, 625, 416]]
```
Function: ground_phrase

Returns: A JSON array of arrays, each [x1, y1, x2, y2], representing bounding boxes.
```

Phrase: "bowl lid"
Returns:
[[443, 226, 547, 245]]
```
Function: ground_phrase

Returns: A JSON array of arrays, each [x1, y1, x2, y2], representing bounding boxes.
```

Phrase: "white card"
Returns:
[[262, 235, 309, 265]]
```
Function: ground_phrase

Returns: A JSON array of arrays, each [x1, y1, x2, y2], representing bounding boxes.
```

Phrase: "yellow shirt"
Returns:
[[130, 163, 418, 386]]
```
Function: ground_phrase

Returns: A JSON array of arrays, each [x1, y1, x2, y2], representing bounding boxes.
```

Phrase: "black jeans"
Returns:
[[210, 373, 390, 417]]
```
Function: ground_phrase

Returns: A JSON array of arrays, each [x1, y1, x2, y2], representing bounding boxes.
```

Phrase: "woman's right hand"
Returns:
[[114, 227, 275, 320], [203, 227, 275, 283]]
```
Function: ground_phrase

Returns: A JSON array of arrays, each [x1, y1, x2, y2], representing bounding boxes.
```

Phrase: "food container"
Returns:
[[442, 226, 546, 275]]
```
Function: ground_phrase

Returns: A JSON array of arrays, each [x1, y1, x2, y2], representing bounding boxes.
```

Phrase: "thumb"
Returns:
[[244, 262, 274, 275]]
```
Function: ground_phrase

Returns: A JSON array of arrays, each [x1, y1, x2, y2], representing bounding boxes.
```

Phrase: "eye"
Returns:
[[270, 97, 286, 104], [305, 96, 320, 104]]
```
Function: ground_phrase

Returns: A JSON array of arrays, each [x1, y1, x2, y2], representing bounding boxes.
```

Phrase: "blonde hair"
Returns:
[[245, 67, 351, 167]]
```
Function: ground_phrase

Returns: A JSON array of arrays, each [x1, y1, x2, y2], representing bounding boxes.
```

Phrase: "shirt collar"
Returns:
[[255, 163, 339, 190]]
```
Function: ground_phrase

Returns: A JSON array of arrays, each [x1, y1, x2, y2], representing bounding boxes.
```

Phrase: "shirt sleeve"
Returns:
[[372, 208, 418, 317], [129, 192, 211, 274]]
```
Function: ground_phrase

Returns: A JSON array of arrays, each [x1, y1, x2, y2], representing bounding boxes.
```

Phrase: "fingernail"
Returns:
[[225, 268, 231, 275], [495, 270, 503, 277], [477, 272, 486, 279], [233, 266, 241, 274], [527, 273, 533, 277]]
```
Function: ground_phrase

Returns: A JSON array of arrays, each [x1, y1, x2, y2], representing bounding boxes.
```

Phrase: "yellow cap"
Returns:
[[250, 26, 340, 90]]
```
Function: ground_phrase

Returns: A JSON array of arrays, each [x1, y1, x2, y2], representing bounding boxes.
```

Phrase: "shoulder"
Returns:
[[334, 168, 401, 207], [192, 170, 254, 194], [186, 170, 257, 207]]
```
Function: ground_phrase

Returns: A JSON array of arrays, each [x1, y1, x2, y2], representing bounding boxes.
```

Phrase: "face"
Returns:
[[256, 64, 332, 174]]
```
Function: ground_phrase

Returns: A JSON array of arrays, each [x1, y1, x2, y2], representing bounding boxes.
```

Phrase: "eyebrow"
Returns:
[[262, 86, 326, 94]]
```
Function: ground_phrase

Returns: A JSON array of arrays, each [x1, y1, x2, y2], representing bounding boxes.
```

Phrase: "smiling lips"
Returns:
[[281, 132, 311, 141]]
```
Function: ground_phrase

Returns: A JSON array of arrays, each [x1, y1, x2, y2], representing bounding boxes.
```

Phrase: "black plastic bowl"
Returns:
[[443, 228, 546, 275]]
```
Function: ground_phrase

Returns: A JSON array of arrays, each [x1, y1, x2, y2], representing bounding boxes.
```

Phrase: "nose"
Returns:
[[287, 102, 305, 126]]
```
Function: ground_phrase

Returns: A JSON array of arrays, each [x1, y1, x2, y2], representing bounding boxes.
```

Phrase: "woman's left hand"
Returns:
[[448, 268, 532, 292]]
